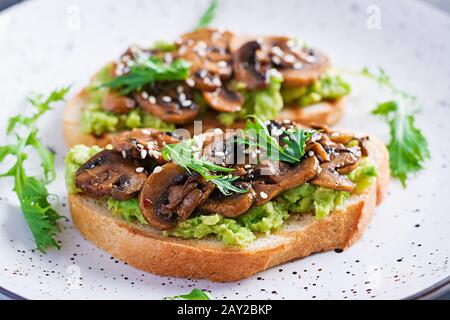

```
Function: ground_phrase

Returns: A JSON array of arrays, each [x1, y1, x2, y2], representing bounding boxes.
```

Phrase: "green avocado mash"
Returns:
[[81, 64, 175, 135], [65, 144, 103, 193], [281, 73, 351, 107], [65, 143, 377, 247], [217, 73, 284, 126]]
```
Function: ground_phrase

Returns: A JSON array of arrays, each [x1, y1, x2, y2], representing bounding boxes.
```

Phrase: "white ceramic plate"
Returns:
[[0, 0, 449, 300]]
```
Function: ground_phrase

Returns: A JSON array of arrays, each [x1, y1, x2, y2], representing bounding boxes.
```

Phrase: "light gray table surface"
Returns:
[[0, 0, 448, 300]]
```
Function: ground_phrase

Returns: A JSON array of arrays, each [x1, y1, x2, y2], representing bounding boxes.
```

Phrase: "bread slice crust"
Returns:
[[68, 135, 389, 282], [63, 89, 345, 148]]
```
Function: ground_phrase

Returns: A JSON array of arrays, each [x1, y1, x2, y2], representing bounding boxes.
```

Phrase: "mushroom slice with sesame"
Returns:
[[202, 85, 244, 113], [112, 128, 180, 164], [102, 91, 136, 114], [133, 82, 200, 124], [176, 28, 234, 92], [252, 156, 321, 206], [139, 164, 215, 230], [75, 150, 147, 200], [197, 183, 256, 218], [311, 151, 360, 192], [233, 41, 271, 90]]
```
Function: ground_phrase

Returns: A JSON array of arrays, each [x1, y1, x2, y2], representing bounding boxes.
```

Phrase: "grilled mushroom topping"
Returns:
[[133, 82, 200, 124], [139, 164, 215, 230], [102, 91, 136, 114], [112, 128, 180, 164], [75, 150, 147, 200], [203, 85, 244, 113], [176, 29, 234, 91], [233, 41, 271, 90]]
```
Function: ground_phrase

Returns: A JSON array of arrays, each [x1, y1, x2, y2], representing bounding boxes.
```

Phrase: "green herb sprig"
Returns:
[[164, 288, 211, 300], [162, 140, 247, 196], [196, 0, 218, 29], [0, 88, 70, 252], [103, 57, 190, 95]]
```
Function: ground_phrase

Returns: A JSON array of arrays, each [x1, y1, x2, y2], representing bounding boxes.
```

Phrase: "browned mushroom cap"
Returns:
[[139, 164, 215, 230], [133, 82, 200, 124], [75, 150, 147, 200], [176, 29, 234, 91], [233, 41, 271, 90], [112, 128, 180, 164], [197, 185, 256, 218], [311, 152, 360, 192], [202, 86, 244, 113], [102, 91, 136, 114], [252, 156, 321, 206]]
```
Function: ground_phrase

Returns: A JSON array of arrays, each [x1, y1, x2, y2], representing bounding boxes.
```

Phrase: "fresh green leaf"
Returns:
[[196, 0, 218, 29], [0, 88, 69, 252], [162, 140, 247, 196], [281, 128, 315, 163], [165, 288, 211, 300], [372, 100, 430, 187], [103, 57, 190, 94]]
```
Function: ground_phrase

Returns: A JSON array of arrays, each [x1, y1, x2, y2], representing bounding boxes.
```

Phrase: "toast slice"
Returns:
[[63, 89, 344, 148], [68, 134, 389, 282]]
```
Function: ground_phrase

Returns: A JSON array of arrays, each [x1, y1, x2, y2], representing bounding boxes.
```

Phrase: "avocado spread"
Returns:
[[81, 64, 175, 135], [66, 146, 376, 247]]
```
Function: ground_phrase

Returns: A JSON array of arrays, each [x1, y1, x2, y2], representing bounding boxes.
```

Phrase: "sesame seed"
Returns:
[[271, 46, 284, 56], [272, 56, 282, 65], [140, 149, 147, 159], [284, 54, 296, 63], [212, 77, 222, 86], [293, 62, 303, 70], [260, 192, 268, 199], [178, 93, 186, 102], [141, 91, 149, 99], [181, 100, 192, 107], [153, 166, 162, 174], [177, 85, 184, 94], [162, 96, 172, 103], [135, 167, 144, 173], [244, 164, 252, 169], [141, 129, 151, 135], [215, 151, 225, 157], [164, 53, 173, 63], [178, 46, 187, 55], [217, 60, 228, 68], [331, 132, 340, 137], [308, 151, 315, 157], [186, 78, 195, 87], [148, 96, 156, 104], [286, 39, 296, 48], [199, 69, 208, 78], [122, 151, 127, 158]]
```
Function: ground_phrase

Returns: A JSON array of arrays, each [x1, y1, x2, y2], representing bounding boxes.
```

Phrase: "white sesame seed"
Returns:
[[181, 100, 192, 107], [331, 132, 340, 137], [215, 151, 225, 157], [284, 54, 296, 63], [293, 62, 303, 70], [122, 151, 127, 158], [212, 77, 222, 86], [164, 53, 173, 63], [177, 85, 184, 94], [260, 192, 268, 199], [217, 60, 228, 68], [199, 69, 208, 78], [153, 166, 162, 174], [141, 129, 151, 135], [178, 46, 187, 55], [186, 78, 195, 87], [135, 167, 144, 173], [140, 149, 147, 159], [308, 151, 315, 157], [148, 96, 156, 104], [178, 93, 186, 102], [271, 46, 284, 56], [272, 56, 282, 65], [286, 39, 296, 48], [162, 96, 172, 103], [244, 164, 252, 169], [141, 91, 149, 99]]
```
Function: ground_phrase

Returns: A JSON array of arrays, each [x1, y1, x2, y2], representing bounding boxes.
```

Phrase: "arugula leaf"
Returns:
[[103, 57, 190, 95], [196, 0, 218, 29], [165, 288, 211, 300], [0, 87, 69, 252], [243, 116, 315, 164], [372, 100, 430, 187], [162, 140, 247, 196]]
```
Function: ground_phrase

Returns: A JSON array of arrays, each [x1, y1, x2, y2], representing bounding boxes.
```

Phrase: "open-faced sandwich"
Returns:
[[65, 117, 389, 281], [64, 28, 350, 147]]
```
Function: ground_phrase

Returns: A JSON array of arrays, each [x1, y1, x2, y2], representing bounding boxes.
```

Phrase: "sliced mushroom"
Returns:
[[202, 86, 244, 113], [133, 82, 200, 124], [176, 29, 234, 91], [197, 187, 256, 218], [112, 128, 180, 164], [75, 150, 147, 200], [102, 91, 136, 114], [252, 156, 320, 205], [311, 152, 360, 192], [139, 164, 215, 230], [233, 41, 270, 90]]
